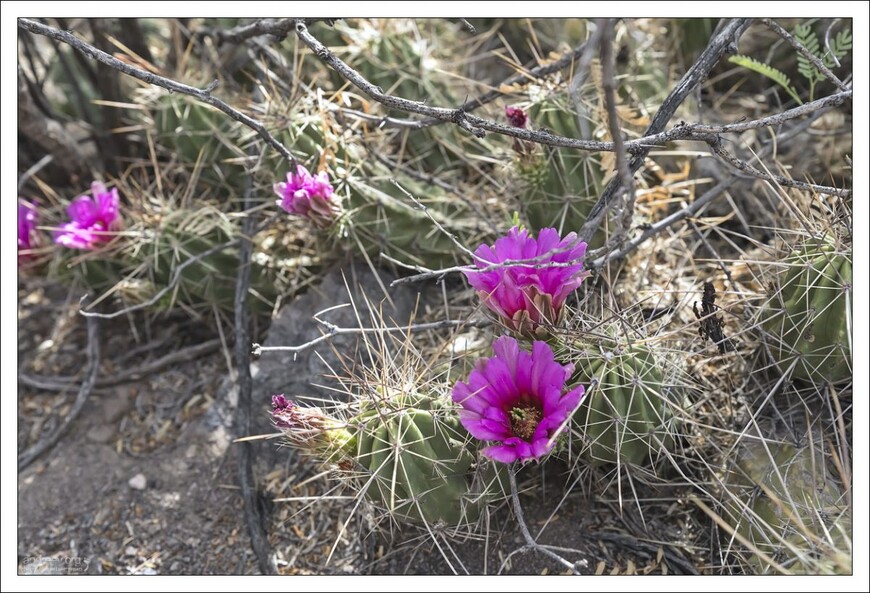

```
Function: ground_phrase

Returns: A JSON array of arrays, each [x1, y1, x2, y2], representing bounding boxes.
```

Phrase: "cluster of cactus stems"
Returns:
[[19, 18, 852, 566], [273, 390, 505, 527], [761, 235, 852, 384]]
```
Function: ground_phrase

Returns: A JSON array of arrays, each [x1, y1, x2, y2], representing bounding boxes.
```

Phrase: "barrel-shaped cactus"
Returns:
[[762, 237, 851, 383], [274, 391, 504, 527], [571, 342, 679, 465], [720, 439, 851, 574]]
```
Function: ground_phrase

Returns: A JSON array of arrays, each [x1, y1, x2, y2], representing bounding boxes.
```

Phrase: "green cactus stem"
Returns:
[[762, 237, 851, 384], [571, 342, 679, 466]]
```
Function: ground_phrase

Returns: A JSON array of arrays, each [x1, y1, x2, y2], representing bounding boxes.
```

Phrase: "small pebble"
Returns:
[[128, 473, 147, 490]]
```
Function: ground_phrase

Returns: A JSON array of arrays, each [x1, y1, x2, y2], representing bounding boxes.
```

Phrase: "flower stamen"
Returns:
[[509, 403, 542, 441]]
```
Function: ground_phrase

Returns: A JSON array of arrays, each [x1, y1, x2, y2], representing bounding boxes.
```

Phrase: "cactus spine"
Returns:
[[720, 439, 851, 574], [514, 91, 606, 245]]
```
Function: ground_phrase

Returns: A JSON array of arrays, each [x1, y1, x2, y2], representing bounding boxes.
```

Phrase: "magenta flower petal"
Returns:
[[483, 443, 522, 464], [452, 336, 585, 464], [54, 181, 122, 250], [463, 226, 590, 335]]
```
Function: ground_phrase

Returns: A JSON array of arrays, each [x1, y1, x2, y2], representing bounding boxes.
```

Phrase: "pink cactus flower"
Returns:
[[452, 336, 585, 463], [54, 181, 122, 250], [273, 165, 340, 228], [463, 226, 589, 336], [18, 200, 40, 263]]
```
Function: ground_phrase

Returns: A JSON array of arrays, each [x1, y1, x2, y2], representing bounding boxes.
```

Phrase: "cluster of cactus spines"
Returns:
[[761, 235, 851, 384], [510, 89, 607, 244], [334, 19, 496, 175], [148, 208, 279, 314], [151, 93, 248, 190], [719, 437, 851, 575], [353, 391, 502, 526], [340, 161, 489, 270], [570, 337, 680, 466]]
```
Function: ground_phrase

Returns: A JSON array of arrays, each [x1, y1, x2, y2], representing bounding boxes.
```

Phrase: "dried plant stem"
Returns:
[[234, 158, 276, 575], [507, 467, 583, 575], [252, 318, 484, 357], [577, 18, 752, 243], [18, 300, 100, 471], [591, 109, 832, 268], [708, 138, 849, 197], [599, 19, 635, 243], [17, 18, 298, 167]]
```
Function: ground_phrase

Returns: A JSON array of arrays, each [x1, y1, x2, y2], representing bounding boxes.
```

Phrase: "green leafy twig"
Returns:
[[794, 23, 851, 100], [728, 55, 803, 105]]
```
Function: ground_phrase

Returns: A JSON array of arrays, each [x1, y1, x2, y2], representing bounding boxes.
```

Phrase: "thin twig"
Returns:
[[252, 318, 486, 357], [388, 179, 480, 261], [577, 18, 752, 243], [672, 90, 851, 135], [457, 18, 475, 34], [18, 18, 298, 168], [708, 137, 849, 198], [18, 298, 100, 471], [389, 240, 594, 286], [205, 17, 335, 45], [234, 152, 276, 575], [297, 14, 848, 165], [17, 154, 54, 191], [433, 40, 591, 123], [590, 178, 736, 269], [361, 140, 498, 234], [761, 18, 849, 92], [507, 467, 583, 575], [823, 19, 843, 69], [18, 338, 221, 392], [295, 19, 611, 149]]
